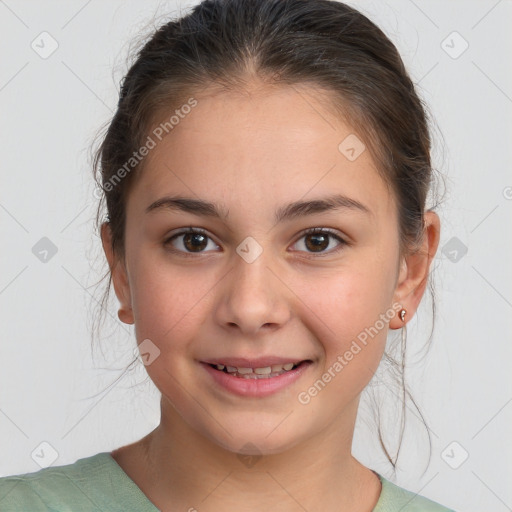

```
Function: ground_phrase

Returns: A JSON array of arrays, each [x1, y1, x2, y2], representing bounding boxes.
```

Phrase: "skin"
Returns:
[[101, 80, 440, 512]]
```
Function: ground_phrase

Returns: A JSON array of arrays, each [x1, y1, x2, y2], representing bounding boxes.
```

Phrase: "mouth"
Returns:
[[206, 360, 309, 379], [200, 358, 313, 397]]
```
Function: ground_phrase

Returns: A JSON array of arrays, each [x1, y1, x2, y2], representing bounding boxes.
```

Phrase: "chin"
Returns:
[[202, 421, 306, 458]]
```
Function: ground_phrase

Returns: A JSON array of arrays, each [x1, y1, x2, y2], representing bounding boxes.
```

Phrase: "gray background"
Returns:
[[1, 1, 511, 511]]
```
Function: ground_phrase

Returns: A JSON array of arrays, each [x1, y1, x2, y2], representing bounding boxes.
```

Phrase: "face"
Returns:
[[103, 82, 431, 456]]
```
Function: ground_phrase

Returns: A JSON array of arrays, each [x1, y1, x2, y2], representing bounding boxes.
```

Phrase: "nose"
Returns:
[[214, 248, 292, 335]]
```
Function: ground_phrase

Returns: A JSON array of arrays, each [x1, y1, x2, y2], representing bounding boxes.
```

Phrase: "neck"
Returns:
[[113, 394, 381, 512]]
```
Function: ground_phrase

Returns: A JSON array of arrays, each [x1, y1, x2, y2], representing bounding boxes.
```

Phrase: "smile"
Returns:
[[200, 359, 313, 397], [208, 362, 301, 379]]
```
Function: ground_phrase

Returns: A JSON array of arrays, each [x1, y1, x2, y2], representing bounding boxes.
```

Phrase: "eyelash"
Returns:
[[163, 227, 348, 258]]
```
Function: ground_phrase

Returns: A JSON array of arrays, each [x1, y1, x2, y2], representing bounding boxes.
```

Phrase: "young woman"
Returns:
[[0, 0, 455, 510]]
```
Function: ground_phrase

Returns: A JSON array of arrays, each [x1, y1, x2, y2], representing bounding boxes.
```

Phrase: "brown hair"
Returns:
[[90, 0, 445, 474]]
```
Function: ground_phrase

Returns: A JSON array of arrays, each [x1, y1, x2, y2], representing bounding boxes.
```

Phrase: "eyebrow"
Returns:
[[145, 193, 372, 222]]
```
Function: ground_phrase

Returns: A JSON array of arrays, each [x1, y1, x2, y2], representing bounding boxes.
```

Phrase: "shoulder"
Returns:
[[0, 477, 48, 511], [0, 452, 118, 512], [374, 472, 457, 512]]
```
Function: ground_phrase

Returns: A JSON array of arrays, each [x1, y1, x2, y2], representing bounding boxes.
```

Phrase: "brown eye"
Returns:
[[292, 228, 346, 256], [182, 232, 208, 252], [305, 232, 329, 252], [164, 228, 219, 254]]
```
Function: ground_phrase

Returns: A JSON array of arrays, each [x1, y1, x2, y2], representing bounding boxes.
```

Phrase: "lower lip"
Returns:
[[200, 361, 312, 398]]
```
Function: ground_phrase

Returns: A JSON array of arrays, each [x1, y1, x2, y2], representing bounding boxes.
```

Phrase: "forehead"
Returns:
[[127, 82, 395, 222]]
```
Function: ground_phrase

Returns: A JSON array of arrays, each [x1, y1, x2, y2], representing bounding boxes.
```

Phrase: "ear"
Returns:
[[390, 211, 440, 329], [100, 222, 134, 325]]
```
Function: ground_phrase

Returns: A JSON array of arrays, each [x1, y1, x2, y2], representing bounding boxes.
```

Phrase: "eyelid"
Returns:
[[297, 226, 346, 240]]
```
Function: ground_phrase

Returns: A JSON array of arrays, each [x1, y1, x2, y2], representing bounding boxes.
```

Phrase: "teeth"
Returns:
[[213, 362, 300, 378], [254, 367, 272, 375]]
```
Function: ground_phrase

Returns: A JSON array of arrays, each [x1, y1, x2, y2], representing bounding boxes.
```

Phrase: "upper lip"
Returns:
[[201, 357, 310, 368]]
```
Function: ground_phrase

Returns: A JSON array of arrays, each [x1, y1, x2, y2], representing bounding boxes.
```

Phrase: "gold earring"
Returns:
[[399, 308, 406, 323]]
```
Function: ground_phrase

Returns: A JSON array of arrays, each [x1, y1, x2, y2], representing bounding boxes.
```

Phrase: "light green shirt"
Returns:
[[0, 452, 455, 511]]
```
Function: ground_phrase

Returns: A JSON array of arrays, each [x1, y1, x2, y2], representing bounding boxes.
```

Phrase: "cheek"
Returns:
[[302, 255, 396, 372], [128, 251, 211, 347], [313, 265, 394, 334]]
